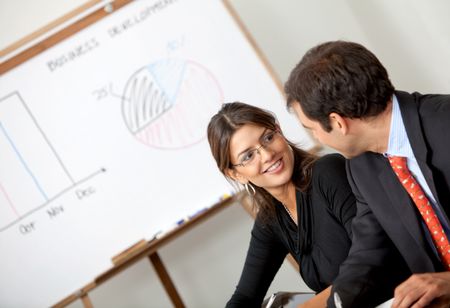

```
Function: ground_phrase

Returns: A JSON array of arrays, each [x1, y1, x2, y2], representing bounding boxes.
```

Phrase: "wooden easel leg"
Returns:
[[81, 294, 93, 308], [148, 252, 185, 308]]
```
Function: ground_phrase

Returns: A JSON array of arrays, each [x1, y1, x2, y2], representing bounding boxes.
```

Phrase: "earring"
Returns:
[[244, 182, 256, 196]]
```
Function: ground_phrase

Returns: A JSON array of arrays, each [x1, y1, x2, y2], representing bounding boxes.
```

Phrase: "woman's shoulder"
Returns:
[[308, 153, 354, 207], [307, 153, 352, 197], [254, 210, 279, 231], [311, 153, 346, 177], [252, 210, 287, 245]]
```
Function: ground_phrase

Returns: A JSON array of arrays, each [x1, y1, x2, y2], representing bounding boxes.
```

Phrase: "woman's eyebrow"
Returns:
[[236, 128, 269, 158]]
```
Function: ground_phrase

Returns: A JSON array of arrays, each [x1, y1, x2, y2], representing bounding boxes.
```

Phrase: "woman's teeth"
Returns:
[[266, 160, 281, 172]]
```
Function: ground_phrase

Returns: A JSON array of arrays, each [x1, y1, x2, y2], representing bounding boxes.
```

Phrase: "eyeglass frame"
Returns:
[[230, 129, 281, 168]]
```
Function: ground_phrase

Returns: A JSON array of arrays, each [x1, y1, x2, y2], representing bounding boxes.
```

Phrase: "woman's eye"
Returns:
[[242, 151, 255, 162], [263, 132, 274, 143]]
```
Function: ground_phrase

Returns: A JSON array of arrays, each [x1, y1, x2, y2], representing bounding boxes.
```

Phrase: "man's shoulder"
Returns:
[[348, 151, 381, 165], [396, 90, 450, 115], [347, 152, 387, 178]]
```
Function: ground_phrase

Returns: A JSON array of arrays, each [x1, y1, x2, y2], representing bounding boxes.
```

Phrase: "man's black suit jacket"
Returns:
[[328, 91, 450, 307]]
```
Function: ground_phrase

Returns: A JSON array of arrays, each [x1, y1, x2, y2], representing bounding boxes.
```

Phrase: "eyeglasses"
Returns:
[[231, 130, 281, 168]]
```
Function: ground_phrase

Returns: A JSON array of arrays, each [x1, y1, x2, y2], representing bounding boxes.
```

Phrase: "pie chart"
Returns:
[[121, 59, 223, 149]]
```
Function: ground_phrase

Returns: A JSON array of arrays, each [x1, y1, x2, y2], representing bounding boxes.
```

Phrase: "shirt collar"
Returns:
[[384, 94, 414, 159]]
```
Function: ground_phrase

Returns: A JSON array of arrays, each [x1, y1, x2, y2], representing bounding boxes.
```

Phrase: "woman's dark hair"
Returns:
[[284, 40, 394, 131], [207, 102, 316, 221]]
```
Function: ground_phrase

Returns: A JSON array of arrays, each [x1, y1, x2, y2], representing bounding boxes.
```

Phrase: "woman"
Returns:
[[207, 102, 356, 307]]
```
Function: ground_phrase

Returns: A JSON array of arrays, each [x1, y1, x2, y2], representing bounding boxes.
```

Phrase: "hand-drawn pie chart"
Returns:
[[121, 58, 223, 149]]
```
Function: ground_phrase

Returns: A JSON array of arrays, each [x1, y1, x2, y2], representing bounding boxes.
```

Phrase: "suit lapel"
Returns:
[[378, 162, 429, 251], [395, 91, 442, 206]]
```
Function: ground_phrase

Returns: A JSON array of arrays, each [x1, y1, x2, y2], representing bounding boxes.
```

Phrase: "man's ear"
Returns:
[[225, 168, 246, 184], [329, 112, 349, 135]]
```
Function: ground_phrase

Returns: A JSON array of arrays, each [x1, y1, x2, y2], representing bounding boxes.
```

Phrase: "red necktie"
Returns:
[[388, 155, 450, 270]]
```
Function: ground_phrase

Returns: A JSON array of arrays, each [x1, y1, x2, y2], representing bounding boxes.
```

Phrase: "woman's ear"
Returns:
[[225, 168, 246, 184]]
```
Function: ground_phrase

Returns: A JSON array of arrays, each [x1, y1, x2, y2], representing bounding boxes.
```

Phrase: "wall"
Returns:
[[1, 0, 449, 307], [229, 0, 450, 94]]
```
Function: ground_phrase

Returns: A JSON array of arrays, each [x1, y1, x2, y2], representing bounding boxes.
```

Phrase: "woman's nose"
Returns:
[[258, 145, 275, 162]]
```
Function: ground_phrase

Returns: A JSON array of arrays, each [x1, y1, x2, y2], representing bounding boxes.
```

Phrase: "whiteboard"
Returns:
[[0, 0, 314, 306]]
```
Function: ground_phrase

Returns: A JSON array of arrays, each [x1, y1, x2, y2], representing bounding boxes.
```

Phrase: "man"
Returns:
[[284, 41, 450, 308]]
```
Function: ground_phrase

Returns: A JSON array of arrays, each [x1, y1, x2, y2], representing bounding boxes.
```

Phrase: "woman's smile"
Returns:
[[263, 158, 283, 174]]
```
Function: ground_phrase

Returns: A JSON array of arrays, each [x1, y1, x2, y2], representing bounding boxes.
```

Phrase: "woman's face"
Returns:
[[227, 124, 294, 193]]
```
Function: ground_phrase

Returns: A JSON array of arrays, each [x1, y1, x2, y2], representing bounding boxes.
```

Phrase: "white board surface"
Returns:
[[0, 0, 314, 306]]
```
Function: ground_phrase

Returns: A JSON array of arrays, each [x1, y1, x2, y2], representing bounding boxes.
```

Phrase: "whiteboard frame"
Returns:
[[0, 1, 320, 306], [2, 0, 279, 99]]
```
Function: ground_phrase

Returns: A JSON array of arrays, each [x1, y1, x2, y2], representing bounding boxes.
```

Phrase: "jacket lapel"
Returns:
[[378, 163, 428, 251], [395, 91, 442, 206]]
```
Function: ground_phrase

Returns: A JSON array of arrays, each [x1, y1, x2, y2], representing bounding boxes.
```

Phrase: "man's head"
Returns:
[[285, 40, 394, 157]]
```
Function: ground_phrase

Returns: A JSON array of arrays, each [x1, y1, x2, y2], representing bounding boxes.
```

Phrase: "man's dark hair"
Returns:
[[284, 41, 394, 131]]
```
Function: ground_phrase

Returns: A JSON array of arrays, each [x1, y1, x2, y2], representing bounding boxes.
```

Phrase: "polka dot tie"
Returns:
[[388, 155, 450, 270]]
